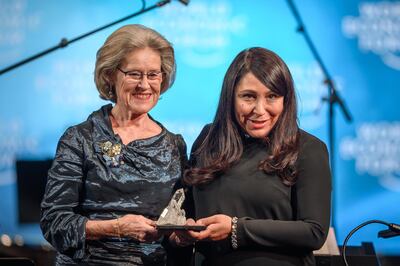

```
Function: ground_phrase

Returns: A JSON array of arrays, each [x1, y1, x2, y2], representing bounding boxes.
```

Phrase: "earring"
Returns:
[[108, 87, 114, 98]]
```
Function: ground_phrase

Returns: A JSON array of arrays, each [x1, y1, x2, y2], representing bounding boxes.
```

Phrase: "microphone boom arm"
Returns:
[[0, 0, 173, 76]]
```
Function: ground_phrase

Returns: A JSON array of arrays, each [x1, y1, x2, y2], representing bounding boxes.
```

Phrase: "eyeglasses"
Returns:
[[117, 67, 164, 83]]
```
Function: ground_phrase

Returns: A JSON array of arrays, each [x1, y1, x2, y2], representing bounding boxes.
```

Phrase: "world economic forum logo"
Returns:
[[140, 1, 246, 68], [342, 1, 400, 71], [340, 122, 400, 191]]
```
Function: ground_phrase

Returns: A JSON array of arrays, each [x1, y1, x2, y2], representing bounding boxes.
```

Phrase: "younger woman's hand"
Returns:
[[188, 214, 232, 241]]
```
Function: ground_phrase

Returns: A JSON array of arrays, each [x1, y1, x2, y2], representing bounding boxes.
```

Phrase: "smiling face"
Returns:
[[113, 47, 162, 116], [234, 72, 284, 139]]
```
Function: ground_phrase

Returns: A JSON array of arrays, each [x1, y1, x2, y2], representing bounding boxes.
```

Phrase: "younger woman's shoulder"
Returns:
[[298, 129, 328, 153], [191, 123, 212, 152]]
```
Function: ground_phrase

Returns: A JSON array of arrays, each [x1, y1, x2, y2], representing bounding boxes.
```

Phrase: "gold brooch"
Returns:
[[100, 141, 121, 157], [100, 141, 123, 167]]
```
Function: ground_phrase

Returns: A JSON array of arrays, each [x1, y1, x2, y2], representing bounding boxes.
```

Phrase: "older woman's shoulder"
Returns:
[[168, 130, 186, 147], [61, 105, 112, 138], [160, 124, 185, 145], [58, 108, 106, 143], [57, 121, 92, 146]]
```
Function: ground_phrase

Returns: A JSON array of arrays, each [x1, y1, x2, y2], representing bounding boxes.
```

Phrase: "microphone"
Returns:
[[378, 223, 400, 239], [178, 0, 190, 5]]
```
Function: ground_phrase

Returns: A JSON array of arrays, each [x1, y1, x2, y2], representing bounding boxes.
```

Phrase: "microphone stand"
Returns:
[[0, 0, 174, 76], [285, 0, 353, 228], [342, 220, 399, 266]]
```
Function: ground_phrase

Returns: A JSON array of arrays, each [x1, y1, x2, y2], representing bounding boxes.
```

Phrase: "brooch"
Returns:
[[100, 141, 123, 167]]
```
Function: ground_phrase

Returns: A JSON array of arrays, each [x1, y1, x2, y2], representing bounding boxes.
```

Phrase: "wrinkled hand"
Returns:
[[189, 214, 232, 241], [119, 214, 159, 242], [169, 218, 199, 247]]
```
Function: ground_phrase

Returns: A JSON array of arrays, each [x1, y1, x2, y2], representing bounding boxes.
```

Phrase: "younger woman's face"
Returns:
[[234, 72, 284, 139]]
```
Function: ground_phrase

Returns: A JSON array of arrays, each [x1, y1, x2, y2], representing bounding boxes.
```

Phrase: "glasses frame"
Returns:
[[117, 67, 164, 82]]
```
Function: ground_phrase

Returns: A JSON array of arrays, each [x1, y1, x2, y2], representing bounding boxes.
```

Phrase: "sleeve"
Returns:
[[236, 135, 332, 251], [40, 126, 88, 259]]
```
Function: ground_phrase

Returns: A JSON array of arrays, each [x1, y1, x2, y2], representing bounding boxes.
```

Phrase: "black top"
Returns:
[[189, 125, 331, 266], [40, 104, 187, 265]]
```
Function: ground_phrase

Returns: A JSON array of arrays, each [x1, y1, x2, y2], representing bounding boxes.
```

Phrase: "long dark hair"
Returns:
[[185, 47, 300, 186]]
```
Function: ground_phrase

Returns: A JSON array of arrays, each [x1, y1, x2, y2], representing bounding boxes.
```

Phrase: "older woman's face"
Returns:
[[234, 72, 284, 139], [114, 47, 162, 115]]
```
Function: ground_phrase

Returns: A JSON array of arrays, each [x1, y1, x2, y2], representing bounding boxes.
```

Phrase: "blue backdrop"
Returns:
[[0, 0, 399, 255]]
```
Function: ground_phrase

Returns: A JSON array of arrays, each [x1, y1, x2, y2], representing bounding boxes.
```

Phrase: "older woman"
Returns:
[[40, 24, 187, 265], [172, 47, 332, 266]]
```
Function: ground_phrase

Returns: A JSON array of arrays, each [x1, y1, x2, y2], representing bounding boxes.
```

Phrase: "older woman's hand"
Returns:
[[188, 214, 232, 241], [119, 214, 160, 242]]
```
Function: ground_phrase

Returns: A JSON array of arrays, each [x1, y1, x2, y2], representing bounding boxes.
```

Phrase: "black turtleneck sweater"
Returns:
[[188, 125, 331, 266]]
